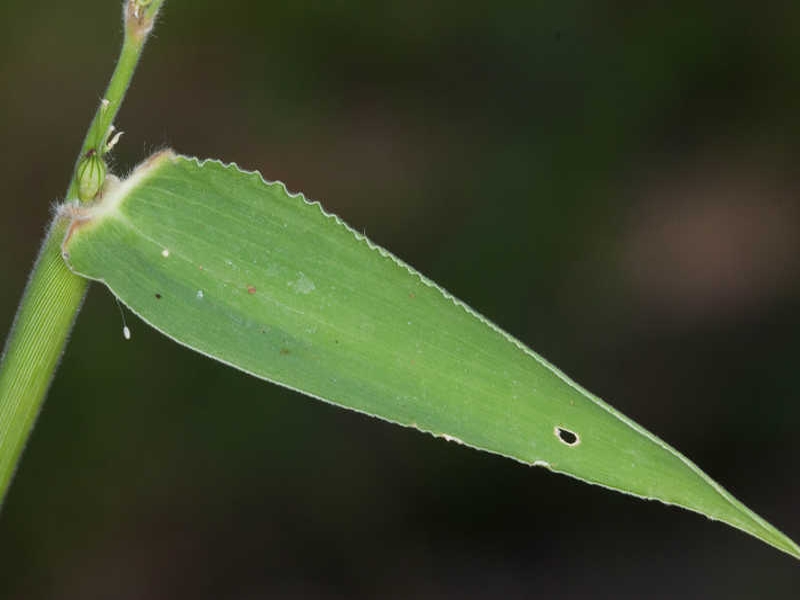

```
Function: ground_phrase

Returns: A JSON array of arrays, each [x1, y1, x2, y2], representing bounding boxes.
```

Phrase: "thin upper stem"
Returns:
[[66, 0, 166, 201]]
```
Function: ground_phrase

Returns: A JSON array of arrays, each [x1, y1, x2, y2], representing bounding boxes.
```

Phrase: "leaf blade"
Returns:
[[62, 151, 799, 559]]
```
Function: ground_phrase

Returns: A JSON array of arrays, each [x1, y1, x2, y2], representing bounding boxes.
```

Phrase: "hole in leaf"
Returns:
[[555, 426, 580, 446]]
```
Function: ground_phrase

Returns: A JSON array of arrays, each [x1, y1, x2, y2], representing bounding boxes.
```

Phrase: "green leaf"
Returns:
[[61, 150, 799, 559]]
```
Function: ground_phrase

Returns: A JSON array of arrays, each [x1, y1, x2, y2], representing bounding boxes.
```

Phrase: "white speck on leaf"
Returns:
[[196, 290, 204, 299], [289, 272, 315, 294], [161, 248, 169, 258]]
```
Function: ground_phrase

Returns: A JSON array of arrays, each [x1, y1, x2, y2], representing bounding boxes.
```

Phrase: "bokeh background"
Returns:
[[2, 1, 800, 597]]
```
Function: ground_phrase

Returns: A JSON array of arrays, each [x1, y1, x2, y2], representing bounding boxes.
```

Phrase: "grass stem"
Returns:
[[0, 0, 166, 507]]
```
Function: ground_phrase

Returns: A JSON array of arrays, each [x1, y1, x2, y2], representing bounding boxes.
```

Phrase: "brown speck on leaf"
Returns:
[[155, 293, 162, 299], [247, 285, 257, 294], [408, 292, 416, 299], [199, 265, 204, 271], [280, 348, 290, 355]]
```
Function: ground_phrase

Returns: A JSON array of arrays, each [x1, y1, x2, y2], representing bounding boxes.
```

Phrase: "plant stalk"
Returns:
[[0, 0, 166, 507]]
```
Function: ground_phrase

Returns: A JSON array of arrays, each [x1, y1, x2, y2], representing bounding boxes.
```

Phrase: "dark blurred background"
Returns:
[[2, 0, 799, 597]]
